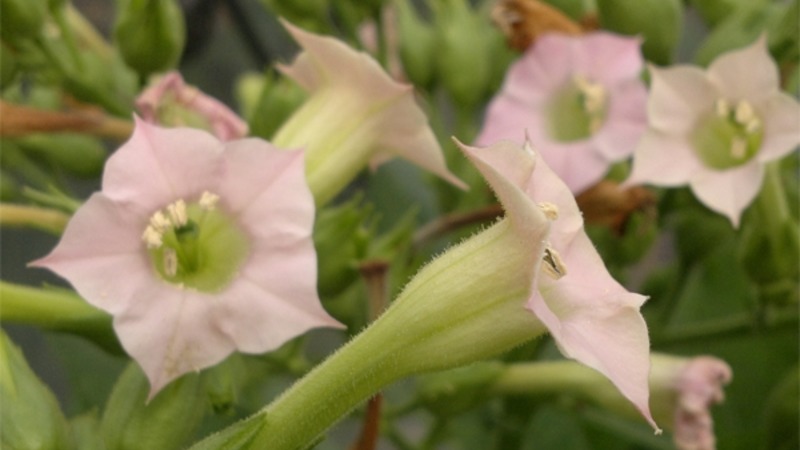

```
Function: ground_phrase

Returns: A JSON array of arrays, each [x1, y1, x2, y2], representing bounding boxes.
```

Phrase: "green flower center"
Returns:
[[690, 99, 764, 170], [142, 192, 249, 293], [547, 75, 609, 142]]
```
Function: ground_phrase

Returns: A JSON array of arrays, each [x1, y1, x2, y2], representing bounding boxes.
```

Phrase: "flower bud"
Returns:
[[395, 0, 437, 88], [0, 0, 47, 44], [0, 330, 72, 450], [16, 133, 106, 178], [596, 0, 682, 64], [113, 0, 186, 77], [432, 0, 496, 107], [101, 363, 206, 450]]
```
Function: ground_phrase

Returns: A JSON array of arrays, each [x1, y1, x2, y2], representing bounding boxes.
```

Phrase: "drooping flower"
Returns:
[[272, 20, 466, 205], [649, 354, 732, 450], [31, 118, 343, 396], [626, 37, 800, 226], [136, 71, 249, 141], [457, 137, 658, 430], [476, 32, 648, 194]]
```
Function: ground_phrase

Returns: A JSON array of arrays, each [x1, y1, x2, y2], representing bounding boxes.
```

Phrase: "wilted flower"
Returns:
[[458, 138, 658, 430], [136, 72, 249, 141], [273, 20, 465, 205], [32, 118, 342, 396], [477, 32, 648, 194], [626, 37, 800, 226], [649, 354, 732, 450]]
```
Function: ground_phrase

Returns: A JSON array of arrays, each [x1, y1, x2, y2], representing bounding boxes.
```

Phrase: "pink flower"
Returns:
[[650, 355, 732, 450], [476, 32, 648, 194], [136, 72, 249, 141], [31, 118, 342, 396], [273, 20, 465, 204], [626, 37, 800, 226], [458, 137, 658, 430]]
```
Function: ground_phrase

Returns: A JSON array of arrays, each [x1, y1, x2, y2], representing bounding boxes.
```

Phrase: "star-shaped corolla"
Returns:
[[626, 37, 800, 226], [31, 118, 342, 396], [477, 32, 648, 194], [136, 71, 249, 141], [272, 20, 465, 204], [458, 138, 658, 431]]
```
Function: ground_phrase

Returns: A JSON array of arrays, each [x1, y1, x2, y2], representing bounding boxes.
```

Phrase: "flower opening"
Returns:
[[143, 195, 250, 293]]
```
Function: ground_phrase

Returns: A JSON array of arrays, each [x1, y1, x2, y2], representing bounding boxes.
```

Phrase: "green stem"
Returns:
[[0, 281, 119, 352], [0, 203, 69, 234]]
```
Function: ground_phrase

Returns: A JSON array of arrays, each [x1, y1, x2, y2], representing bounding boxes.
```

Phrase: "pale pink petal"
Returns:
[[279, 20, 404, 105], [29, 193, 152, 314], [689, 163, 764, 227], [113, 285, 233, 397], [647, 66, 717, 134], [456, 139, 551, 236], [536, 140, 609, 194], [476, 95, 548, 147], [580, 33, 644, 85], [529, 233, 654, 429], [215, 275, 341, 354], [524, 150, 656, 428], [671, 357, 732, 450], [627, 131, 702, 186], [594, 80, 648, 161], [708, 36, 779, 103], [102, 118, 224, 209], [279, 20, 464, 190], [757, 93, 800, 162], [136, 72, 249, 141], [364, 87, 466, 189], [522, 34, 580, 93], [216, 140, 309, 216]]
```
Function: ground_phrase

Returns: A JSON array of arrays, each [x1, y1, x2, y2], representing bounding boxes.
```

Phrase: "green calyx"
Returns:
[[691, 100, 763, 170], [547, 76, 609, 142], [146, 198, 249, 293]]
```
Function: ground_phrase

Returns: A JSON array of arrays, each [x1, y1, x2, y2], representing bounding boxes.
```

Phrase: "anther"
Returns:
[[715, 99, 730, 117], [167, 199, 188, 227], [734, 101, 755, 125], [163, 249, 178, 277], [142, 225, 163, 249], [542, 247, 567, 280], [199, 191, 220, 211], [149, 211, 171, 233], [730, 137, 747, 159], [537, 202, 560, 220]]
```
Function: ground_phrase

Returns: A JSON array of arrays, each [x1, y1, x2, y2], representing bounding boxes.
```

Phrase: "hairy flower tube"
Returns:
[[477, 32, 648, 194], [136, 71, 249, 141], [272, 20, 466, 205], [192, 138, 656, 449], [626, 37, 800, 226], [31, 118, 343, 396]]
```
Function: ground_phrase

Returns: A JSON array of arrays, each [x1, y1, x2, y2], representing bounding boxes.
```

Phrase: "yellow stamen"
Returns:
[[167, 199, 188, 227], [142, 225, 163, 249], [538, 202, 559, 220], [163, 248, 178, 277], [199, 191, 220, 211]]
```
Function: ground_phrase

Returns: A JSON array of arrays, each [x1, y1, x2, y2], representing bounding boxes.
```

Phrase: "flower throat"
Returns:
[[141, 191, 249, 292]]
